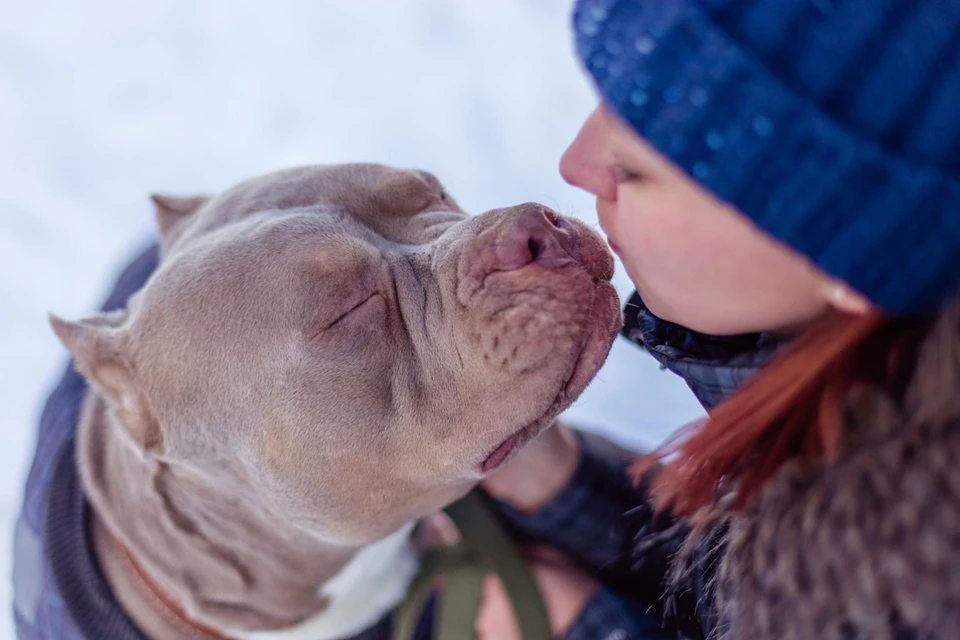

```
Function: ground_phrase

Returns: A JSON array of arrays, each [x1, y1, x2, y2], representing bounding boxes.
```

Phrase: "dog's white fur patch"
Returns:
[[231, 522, 419, 640]]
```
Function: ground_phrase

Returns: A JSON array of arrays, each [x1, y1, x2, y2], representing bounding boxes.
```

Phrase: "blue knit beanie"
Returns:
[[573, 0, 960, 313]]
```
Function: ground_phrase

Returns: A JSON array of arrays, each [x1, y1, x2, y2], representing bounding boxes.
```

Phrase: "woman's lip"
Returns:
[[607, 238, 622, 256], [479, 433, 523, 473]]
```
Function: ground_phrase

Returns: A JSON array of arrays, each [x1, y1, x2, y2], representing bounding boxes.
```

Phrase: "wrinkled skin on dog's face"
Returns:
[[54, 164, 622, 544]]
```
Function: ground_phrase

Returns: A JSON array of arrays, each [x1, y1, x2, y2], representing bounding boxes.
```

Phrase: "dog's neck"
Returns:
[[77, 392, 418, 640]]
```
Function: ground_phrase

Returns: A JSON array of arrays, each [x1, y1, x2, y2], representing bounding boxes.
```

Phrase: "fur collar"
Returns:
[[718, 298, 960, 639]]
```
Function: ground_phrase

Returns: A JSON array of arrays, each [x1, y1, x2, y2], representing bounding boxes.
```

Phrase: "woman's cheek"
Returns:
[[615, 200, 679, 266]]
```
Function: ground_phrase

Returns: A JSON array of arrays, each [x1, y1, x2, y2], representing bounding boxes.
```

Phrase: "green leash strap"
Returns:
[[445, 492, 552, 639], [391, 491, 553, 640], [434, 557, 486, 638], [392, 548, 454, 640]]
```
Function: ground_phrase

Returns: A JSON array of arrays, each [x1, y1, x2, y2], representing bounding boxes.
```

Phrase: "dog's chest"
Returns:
[[230, 523, 418, 640]]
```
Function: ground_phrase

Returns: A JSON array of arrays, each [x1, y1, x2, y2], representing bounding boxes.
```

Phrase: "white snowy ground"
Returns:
[[0, 2, 704, 637]]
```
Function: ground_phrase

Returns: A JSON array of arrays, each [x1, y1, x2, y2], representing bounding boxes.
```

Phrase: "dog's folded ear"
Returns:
[[150, 193, 208, 254], [49, 311, 164, 456]]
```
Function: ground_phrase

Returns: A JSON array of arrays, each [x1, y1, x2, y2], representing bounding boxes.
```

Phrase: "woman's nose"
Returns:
[[559, 141, 587, 189], [559, 108, 618, 201]]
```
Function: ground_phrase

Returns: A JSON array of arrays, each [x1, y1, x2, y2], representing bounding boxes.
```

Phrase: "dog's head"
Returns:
[[52, 164, 622, 543]]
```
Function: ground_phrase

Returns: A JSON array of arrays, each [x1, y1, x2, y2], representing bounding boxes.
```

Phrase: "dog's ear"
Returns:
[[49, 311, 163, 455], [150, 194, 208, 252]]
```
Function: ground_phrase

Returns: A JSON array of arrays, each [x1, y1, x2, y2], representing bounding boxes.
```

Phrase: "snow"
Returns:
[[0, 1, 703, 637]]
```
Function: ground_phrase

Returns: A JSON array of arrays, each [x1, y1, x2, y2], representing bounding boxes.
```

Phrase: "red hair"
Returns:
[[636, 310, 934, 519]]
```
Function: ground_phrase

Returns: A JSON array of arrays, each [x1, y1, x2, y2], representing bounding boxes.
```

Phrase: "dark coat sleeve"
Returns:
[[484, 432, 720, 639]]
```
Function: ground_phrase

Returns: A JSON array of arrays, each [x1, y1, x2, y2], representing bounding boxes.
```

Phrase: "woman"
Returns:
[[481, 0, 960, 638]]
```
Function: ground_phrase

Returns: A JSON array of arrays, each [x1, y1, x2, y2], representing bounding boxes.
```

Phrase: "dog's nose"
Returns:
[[494, 203, 579, 271]]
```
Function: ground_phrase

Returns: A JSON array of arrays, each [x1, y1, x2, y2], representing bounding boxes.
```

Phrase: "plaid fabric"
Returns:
[[620, 291, 783, 410]]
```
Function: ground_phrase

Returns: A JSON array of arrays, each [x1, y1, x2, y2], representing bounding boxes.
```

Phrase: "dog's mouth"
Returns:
[[473, 340, 585, 474], [476, 281, 620, 475]]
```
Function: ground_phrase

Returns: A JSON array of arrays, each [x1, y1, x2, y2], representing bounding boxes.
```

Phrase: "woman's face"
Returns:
[[560, 106, 868, 336]]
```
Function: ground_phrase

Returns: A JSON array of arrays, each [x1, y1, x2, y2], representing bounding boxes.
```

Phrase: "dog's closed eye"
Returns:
[[309, 292, 385, 340]]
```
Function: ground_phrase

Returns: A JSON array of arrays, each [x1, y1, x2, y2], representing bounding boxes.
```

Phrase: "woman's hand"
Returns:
[[481, 422, 581, 513], [475, 546, 599, 640]]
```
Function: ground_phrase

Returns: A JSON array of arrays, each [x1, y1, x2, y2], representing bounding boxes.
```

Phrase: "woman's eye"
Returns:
[[612, 166, 642, 184]]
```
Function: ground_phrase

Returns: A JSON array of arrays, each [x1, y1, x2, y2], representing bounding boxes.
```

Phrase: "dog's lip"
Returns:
[[479, 432, 526, 473], [561, 280, 620, 398]]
